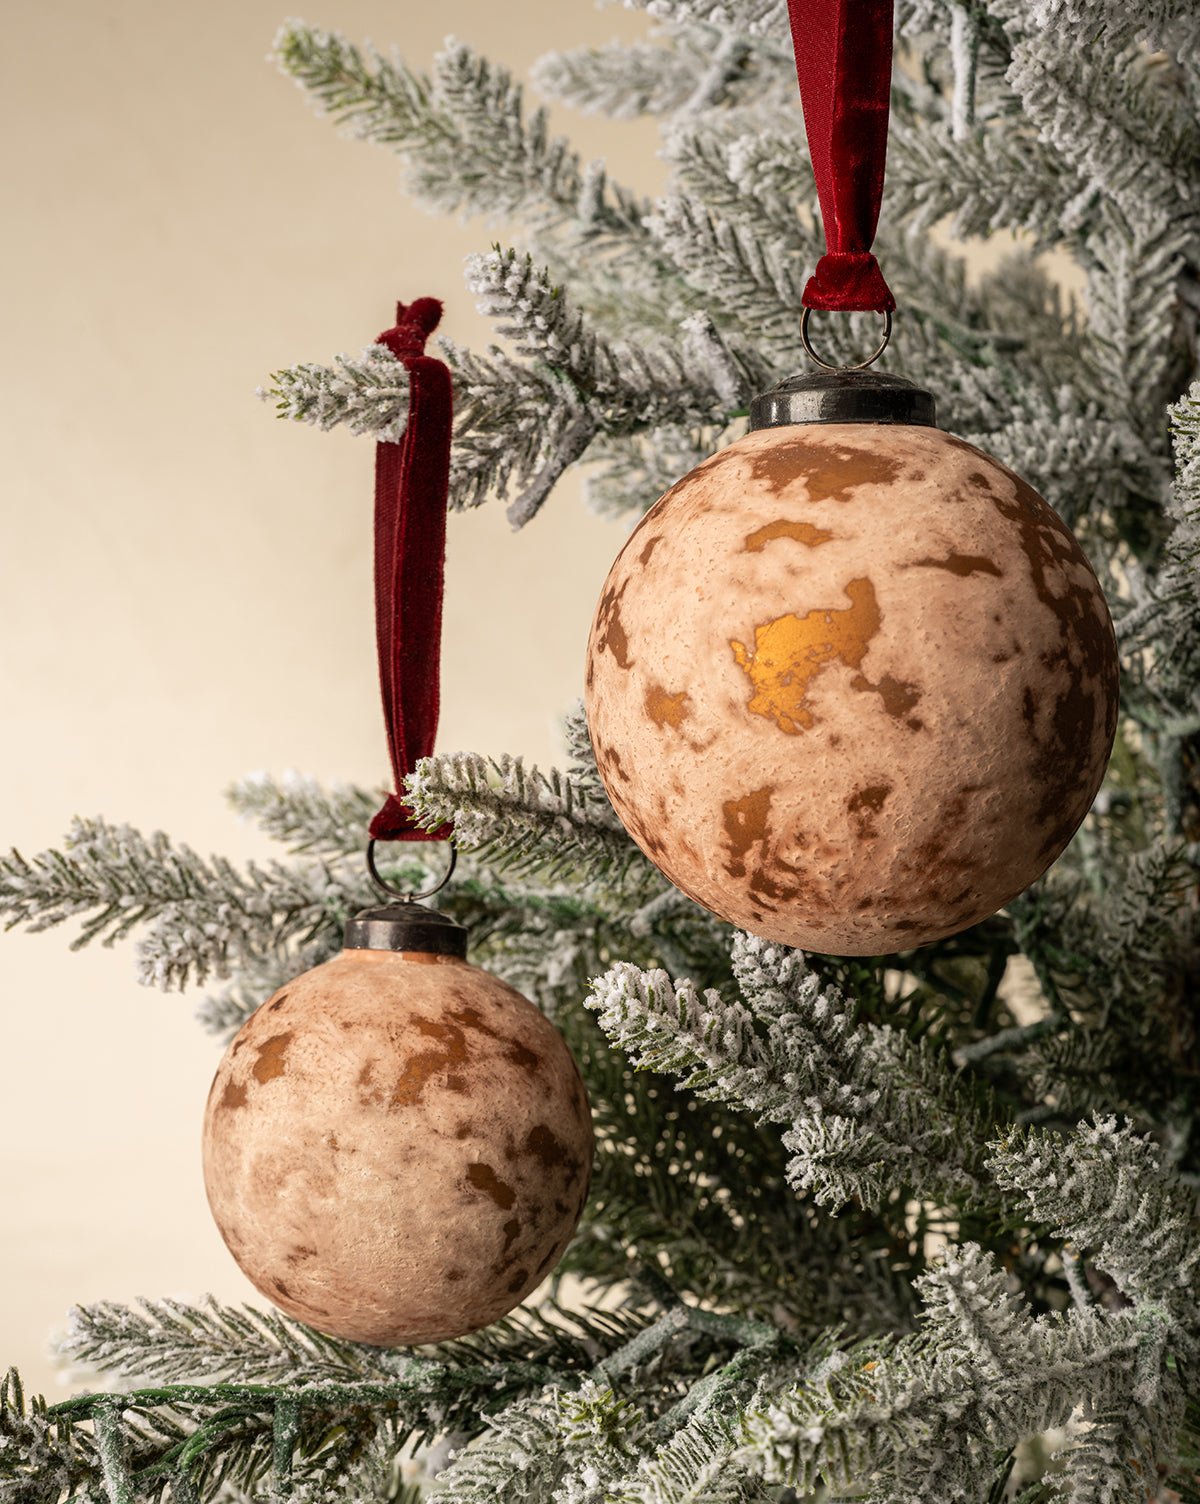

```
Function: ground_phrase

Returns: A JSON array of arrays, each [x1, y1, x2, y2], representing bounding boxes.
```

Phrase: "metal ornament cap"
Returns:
[[749, 370, 937, 431], [343, 902, 468, 957]]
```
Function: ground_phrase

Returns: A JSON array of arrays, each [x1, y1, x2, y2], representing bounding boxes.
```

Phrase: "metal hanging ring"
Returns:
[[366, 836, 457, 902], [800, 307, 893, 373]]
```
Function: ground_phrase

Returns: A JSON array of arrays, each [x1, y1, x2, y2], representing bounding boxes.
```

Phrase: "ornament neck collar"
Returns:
[[749, 369, 936, 431]]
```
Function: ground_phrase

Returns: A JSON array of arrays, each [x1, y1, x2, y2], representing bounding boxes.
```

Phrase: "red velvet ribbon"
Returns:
[[368, 298, 454, 843], [787, 0, 896, 313]]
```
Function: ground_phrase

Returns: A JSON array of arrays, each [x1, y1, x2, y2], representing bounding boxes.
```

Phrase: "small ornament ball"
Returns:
[[585, 421, 1119, 955], [202, 946, 593, 1346]]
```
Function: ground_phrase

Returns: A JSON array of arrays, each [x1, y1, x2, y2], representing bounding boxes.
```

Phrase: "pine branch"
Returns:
[[1080, 209, 1195, 449], [61, 1297, 416, 1388], [224, 772, 377, 858], [554, 1376, 650, 1462], [647, 150, 1089, 448], [0, 1368, 98, 1503], [582, 425, 724, 520], [273, 24, 649, 243], [1006, 33, 1200, 231], [587, 933, 995, 1211], [621, 0, 791, 41], [262, 332, 601, 523], [647, 193, 811, 356], [465, 248, 736, 414], [886, 114, 1084, 241], [453, 247, 760, 521], [532, 25, 794, 123], [987, 1114, 1200, 1340], [561, 990, 922, 1331], [437, 1298, 790, 1504], [1020, 0, 1200, 74], [562, 699, 605, 794], [1169, 378, 1200, 587], [439, 310, 749, 523], [678, 104, 804, 203], [738, 1284, 1179, 1502], [532, 40, 717, 120], [912, 1242, 1036, 1377], [437, 336, 593, 516], [1016, 841, 1193, 1031], [0, 818, 354, 992], [4, 1376, 497, 1501], [15, 1305, 683, 1502], [404, 751, 660, 893], [963, 403, 1153, 530], [260, 343, 411, 439], [434, 1396, 567, 1504], [605, 1414, 753, 1504]]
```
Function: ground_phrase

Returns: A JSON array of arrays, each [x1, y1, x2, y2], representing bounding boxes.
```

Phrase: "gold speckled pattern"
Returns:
[[202, 952, 594, 1346], [585, 423, 1119, 954]]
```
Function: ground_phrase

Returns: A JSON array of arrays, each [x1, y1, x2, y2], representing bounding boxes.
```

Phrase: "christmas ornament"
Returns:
[[583, 0, 1119, 955], [203, 903, 593, 1346], [203, 300, 593, 1344]]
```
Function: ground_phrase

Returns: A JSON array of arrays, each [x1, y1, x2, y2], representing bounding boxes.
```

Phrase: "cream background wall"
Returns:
[[0, 0, 662, 1400]]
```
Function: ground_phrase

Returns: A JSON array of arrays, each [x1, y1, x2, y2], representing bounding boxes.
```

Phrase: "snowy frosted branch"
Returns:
[[226, 771, 377, 856], [192, 937, 341, 1040], [647, 194, 810, 354], [1016, 841, 1195, 1028], [404, 752, 658, 892], [416, 251, 761, 521], [886, 115, 1082, 239], [467, 246, 759, 419], [1007, 33, 1200, 231], [0, 818, 354, 991], [622, 0, 791, 42], [604, 1414, 747, 1504], [535, 24, 793, 122], [274, 24, 648, 242], [59, 1297, 405, 1387], [738, 1251, 1181, 1503], [987, 1114, 1200, 1341], [912, 1242, 1034, 1377], [664, 114, 812, 266], [1082, 213, 1195, 445], [1018, 0, 1200, 71], [964, 406, 1151, 528], [1168, 378, 1200, 588], [262, 344, 411, 439], [436, 1398, 568, 1504], [533, 40, 717, 120], [583, 425, 725, 519], [587, 933, 993, 1209]]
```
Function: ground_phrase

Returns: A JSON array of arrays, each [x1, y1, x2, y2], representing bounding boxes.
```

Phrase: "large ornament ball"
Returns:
[[585, 422, 1119, 955], [202, 950, 594, 1346]]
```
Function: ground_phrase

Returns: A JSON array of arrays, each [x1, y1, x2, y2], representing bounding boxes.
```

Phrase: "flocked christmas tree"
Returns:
[[3, 0, 1200, 1498]]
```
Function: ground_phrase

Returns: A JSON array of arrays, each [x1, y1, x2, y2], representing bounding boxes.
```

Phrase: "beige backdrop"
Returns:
[[0, 0, 662, 1399]]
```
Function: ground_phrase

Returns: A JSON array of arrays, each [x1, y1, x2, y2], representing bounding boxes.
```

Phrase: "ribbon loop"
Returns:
[[368, 299, 455, 844], [788, 0, 897, 314], [803, 251, 894, 313]]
